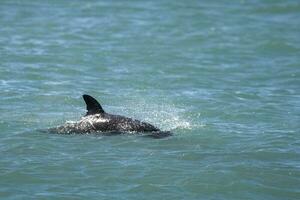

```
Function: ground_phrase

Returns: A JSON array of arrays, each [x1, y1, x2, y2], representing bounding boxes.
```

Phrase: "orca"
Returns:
[[49, 94, 172, 138]]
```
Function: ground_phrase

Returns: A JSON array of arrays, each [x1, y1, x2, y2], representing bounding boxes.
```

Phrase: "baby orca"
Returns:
[[49, 94, 172, 138]]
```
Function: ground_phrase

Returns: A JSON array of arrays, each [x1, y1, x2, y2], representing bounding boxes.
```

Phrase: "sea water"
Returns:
[[0, 1, 299, 199]]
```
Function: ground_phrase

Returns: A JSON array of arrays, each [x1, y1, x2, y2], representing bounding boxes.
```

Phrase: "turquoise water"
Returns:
[[1, 0, 300, 199]]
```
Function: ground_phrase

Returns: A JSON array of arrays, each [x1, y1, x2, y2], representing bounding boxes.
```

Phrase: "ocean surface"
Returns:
[[0, 1, 299, 199]]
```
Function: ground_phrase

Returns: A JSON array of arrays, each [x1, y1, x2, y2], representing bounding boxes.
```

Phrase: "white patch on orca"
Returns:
[[95, 118, 110, 123], [80, 114, 110, 123]]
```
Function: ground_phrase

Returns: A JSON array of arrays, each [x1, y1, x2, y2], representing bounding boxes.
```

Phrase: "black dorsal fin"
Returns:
[[83, 94, 105, 116]]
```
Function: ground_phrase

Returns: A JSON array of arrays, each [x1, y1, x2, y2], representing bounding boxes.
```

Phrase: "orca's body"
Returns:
[[49, 95, 172, 138]]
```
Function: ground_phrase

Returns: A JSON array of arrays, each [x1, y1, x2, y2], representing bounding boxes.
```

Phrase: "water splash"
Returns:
[[111, 98, 202, 132]]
